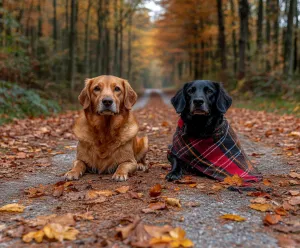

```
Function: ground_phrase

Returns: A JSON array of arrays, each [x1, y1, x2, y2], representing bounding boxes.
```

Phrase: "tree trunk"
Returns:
[[216, 0, 227, 70], [283, 0, 295, 75], [293, 2, 299, 72], [119, 0, 124, 77], [104, 0, 111, 74], [96, 0, 103, 75], [229, 0, 238, 74], [256, 0, 263, 51], [114, 0, 119, 75], [273, 0, 280, 67], [265, 0, 271, 71], [38, 0, 43, 38], [53, 0, 57, 51], [127, 13, 132, 81], [68, 0, 77, 92], [84, 0, 92, 76], [238, 0, 249, 79]]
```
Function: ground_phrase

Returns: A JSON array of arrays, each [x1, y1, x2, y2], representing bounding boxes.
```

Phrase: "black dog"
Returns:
[[166, 80, 262, 183]]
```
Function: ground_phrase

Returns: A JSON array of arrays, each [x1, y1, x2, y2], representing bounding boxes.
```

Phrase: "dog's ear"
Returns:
[[171, 83, 190, 114], [123, 80, 137, 110], [78, 79, 92, 109], [213, 82, 232, 114]]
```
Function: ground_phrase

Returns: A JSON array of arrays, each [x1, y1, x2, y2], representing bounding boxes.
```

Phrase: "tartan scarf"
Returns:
[[168, 118, 263, 183]]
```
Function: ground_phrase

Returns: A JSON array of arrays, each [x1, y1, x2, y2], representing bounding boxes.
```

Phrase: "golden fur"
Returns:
[[64, 75, 148, 181]]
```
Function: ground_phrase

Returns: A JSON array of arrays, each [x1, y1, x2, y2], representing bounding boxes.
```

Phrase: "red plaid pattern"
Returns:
[[168, 118, 263, 183]]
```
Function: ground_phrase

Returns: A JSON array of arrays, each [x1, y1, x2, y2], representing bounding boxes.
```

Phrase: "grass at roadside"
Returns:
[[234, 97, 300, 117]]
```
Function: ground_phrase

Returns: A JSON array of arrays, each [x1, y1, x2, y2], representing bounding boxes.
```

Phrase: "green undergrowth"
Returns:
[[234, 97, 300, 117], [0, 81, 61, 125]]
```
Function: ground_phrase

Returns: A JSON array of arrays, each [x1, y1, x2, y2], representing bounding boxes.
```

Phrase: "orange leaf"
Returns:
[[249, 203, 272, 212], [149, 184, 162, 197], [220, 214, 246, 222], [115, 186, 130, 194], [274, 207, 287, 216], [263, 214, 281, 225], [223, 174, 243, 186]]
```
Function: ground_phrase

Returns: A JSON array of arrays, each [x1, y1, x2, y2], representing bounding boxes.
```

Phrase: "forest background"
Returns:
[[0, 0, 299, 123]]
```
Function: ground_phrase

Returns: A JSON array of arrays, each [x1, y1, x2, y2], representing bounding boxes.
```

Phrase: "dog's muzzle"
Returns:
[[97, 97, 118, 115], [190, 99, 210, 116]]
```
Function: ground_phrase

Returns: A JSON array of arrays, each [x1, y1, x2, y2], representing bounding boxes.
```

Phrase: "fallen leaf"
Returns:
[[0, 203, 25, 213], [289, 190, 299, 196], [116, 216, 141, 239], [50, 213, 76, 226], [277, 235, 297, 248], [128, 191, 143, 199], [289, 180, 300, 186], [249, 203, 272, 212], [23, 230, 44, 243], [25, 185, 45, 198], [289, 172, 300, 179], [53, 185, 64, 197], [263, 179, 271, 186], [150, 227, 193, 248], [275, 207, 287, 216], [220, 214, 246, 222], [247, 191, 271, 198], [142, 202, 166, 213], [282, 201, 295, 211], [149, 184, 162, 197], [166, 198, 181, 208], [189, 183, 197, 188], [95, 190, 114, 197], [264, 214, 282, 225], [75, 212, 94, 221], [289, 131, 300, 137], [144, 225, 173, 238], [223, 174, 243, 186], [43, 223, 79, 242], [16, 152, 26, 159], [116, 186, 130, 194], [196, 184, 205, 189], [23, 223, 79, 243], [250, 197, 267, 204], [212, 184, 223, 191], [289, 196, 300, 206], [175, 178, 196, 185]]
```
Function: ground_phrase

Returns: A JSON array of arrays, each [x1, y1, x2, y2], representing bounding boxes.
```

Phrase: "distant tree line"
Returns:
[[155, 0, 299, 97], [0, 0, 154, 99]]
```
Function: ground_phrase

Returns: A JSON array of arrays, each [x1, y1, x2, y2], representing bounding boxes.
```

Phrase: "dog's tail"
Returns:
[[133, 136, 148, 164]]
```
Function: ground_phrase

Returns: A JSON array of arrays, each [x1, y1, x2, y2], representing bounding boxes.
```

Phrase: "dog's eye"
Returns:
[[115, 86, 121, 92], [207, 89, 213, 94], [94, 86, 100, 91], [187, 87, 195, 94]]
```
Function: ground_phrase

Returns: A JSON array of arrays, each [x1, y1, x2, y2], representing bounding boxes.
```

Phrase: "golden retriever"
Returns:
[[64, 75, 148, 181]]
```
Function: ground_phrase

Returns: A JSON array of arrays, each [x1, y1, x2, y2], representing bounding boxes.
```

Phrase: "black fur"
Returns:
[[166, 80, 232, 181]]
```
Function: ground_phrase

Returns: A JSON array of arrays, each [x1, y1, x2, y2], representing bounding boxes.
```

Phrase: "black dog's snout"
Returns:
[[102, 98, 113, 107], [193, 99, 204, 106]]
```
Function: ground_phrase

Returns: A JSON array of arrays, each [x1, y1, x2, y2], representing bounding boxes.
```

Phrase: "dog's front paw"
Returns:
[[64, 170, 82, 181], [137, 163, 148, 172], [112, 172, 128, 182], [166, 171, 182, 181]]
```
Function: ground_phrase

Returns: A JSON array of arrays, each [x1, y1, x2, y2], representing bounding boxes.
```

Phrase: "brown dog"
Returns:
[[64, 75, 148, 181]]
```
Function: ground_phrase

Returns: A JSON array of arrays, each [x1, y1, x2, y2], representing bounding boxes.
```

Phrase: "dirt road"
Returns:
[[0, 92, 299, 247]]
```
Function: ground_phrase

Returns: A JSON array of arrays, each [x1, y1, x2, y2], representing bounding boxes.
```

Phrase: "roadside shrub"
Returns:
[[0, 81, 61, 125]]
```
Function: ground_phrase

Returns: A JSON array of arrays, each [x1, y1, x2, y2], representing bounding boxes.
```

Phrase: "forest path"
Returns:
[[0, 92, 299, 247]]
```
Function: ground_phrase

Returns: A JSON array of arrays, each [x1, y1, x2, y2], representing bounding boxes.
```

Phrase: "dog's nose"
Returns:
[[193, 99, 204, 106], [102, 98, 113, 107]]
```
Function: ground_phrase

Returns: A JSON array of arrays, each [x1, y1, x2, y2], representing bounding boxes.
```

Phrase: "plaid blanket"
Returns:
[[168, 118, 263, 183]]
